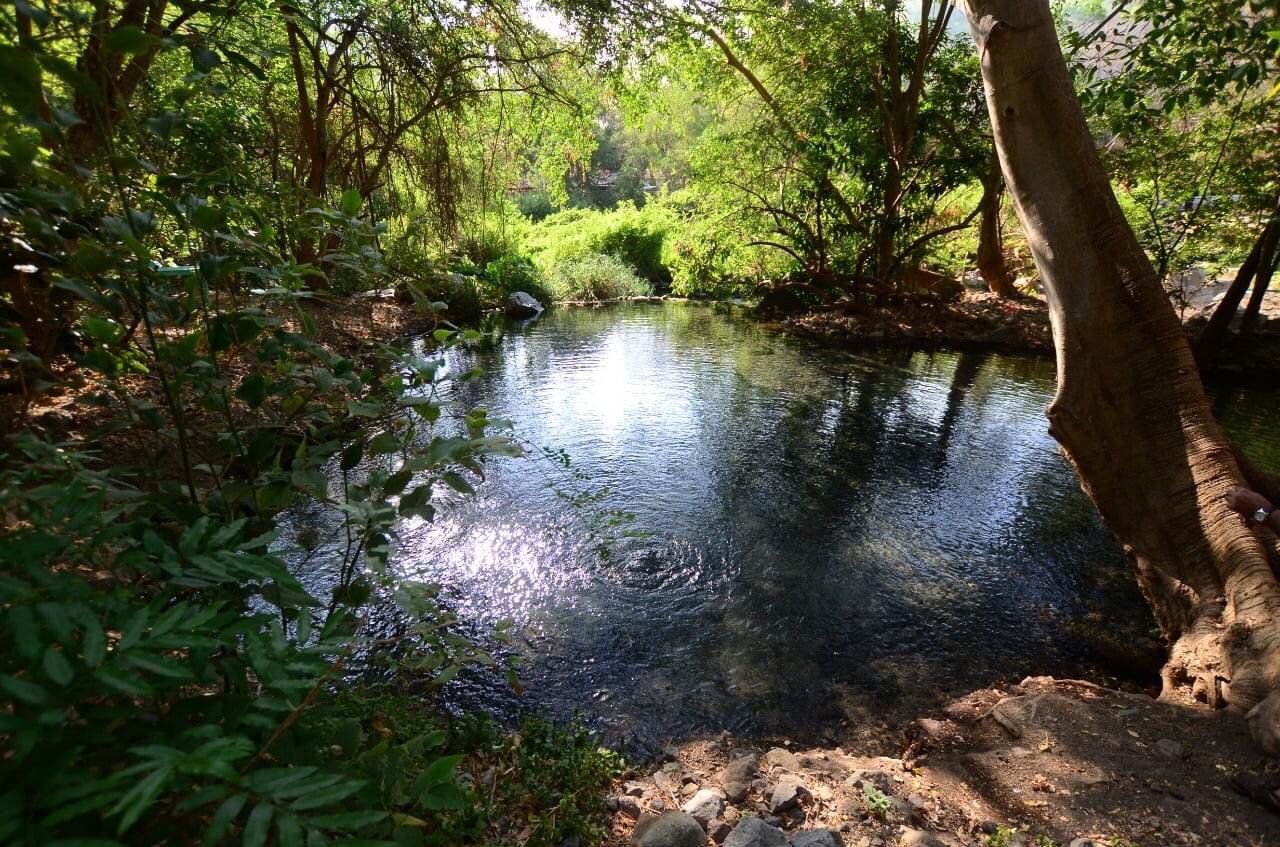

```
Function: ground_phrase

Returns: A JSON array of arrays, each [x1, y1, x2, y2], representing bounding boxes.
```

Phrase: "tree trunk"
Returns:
[[1237, 245, 1278, 340], [1196, 208, 1280, 365], [976, 147, 1016, 297], [963, 0, 1280, 746]]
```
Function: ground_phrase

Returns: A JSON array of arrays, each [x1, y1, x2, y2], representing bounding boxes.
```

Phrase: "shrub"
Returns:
[[547, 253, 653, 301], [482, 254, 554, 305], [523, 202, 674, 287]]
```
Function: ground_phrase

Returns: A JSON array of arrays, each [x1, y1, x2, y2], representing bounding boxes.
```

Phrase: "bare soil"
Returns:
[[607, 677, 1280, 847]]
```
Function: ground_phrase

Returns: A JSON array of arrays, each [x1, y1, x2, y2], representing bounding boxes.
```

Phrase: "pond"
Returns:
[[290, 302, 1280, 752]]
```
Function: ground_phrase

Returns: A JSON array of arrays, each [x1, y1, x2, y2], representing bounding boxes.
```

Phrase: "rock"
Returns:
[[631, 811, 707, 847], [765, 747, 800, 771], [720, 755, 761, 786], [614, 796, 643, 819], [709, 818, 734, 844], [1154, 738, 1184, 759], [905, 793, 927, 820], [897, 830, 944, 847], [791, 829, 844, 847], [624, 781, 649, 797], [768, 776, 811, 814], [682, 788, 726, 827], [913, 718, 947, 740], [681, 783, 699, 797], [662, 745, 680, 762], [1068, 840, 1104, 847], [662, 762, 683, 775], [845, 769, 892, 794], [724, 781, 750, 803], [504, 290, 543, 318], [725, 817, 789, 847]]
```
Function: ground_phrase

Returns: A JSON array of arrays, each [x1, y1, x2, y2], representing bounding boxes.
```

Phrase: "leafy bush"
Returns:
[[482, 254, 554, 305], [523, 203, 674, 287], [0, 10, 605, 843], [547, 253, 653, 301]]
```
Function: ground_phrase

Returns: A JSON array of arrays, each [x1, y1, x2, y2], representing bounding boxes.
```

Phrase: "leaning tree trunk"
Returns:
[[1196, 207, 1280, 365], [976, 147, 1016, 297], [1238, 247, 1279, 340], [963, 0, 1280, 748]]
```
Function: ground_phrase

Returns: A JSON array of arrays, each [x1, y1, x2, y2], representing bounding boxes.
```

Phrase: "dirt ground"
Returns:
[[608, 677, 1280, 847], [785, 291, 1056, 356]]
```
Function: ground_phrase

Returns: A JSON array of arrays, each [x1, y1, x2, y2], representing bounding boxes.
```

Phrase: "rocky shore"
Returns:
[[604, 677, 1278, 847]]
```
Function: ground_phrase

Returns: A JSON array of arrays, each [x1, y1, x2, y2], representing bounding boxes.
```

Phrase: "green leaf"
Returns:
[[191, 46, 221, 72], [0, 674, 47, 704], [340, 190, 363, 217], [203, 794, 247, 846], [421, 754, 463, 785], [288, 779, 366, 811], [94, 667, 151, 696], [0, 45, 42, 116], [104, 25, 156, 55], [441, 473, 474, 495], [340, 441, 364, 471], [42, 646, 74, 686], [112, 764, 173, 833], [276, 813, 303, 847], [309, 810, 388, 831], [236, 373, 268, 409], [242, 802, 274, 847]]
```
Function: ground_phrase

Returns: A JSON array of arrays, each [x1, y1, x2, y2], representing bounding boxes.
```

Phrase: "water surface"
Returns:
[[295, 303, 1279, 749]]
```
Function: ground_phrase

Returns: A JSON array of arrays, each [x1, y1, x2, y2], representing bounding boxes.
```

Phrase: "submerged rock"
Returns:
[[504, 290, 543, 318], [725, 817, 788, 847], [631, 811, 706, 847]]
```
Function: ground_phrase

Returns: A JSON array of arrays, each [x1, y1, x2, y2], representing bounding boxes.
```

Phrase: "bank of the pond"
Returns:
[[601, 676, 1279, 847]]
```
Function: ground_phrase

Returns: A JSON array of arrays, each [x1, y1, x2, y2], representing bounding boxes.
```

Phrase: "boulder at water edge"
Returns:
[[504, 290, 543, 318], [631, 811, 706, 847]]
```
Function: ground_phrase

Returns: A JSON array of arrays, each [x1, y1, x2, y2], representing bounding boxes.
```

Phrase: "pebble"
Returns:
[[791, 828, 845, 847], [720, 754, 761, 786], [681, 787, 727, 828], [681, 783, 699, 797], [846, 769, 892, 794], [614, 796, 642, 818], [631, 811, 706, 847], [766, 747, 801, 771], [769, 776, 812, 814], [724, 817, 789, 847]]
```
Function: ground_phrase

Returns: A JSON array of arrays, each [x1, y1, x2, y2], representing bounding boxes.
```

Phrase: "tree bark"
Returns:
[[963, 0, 1280, 745], [976, 147, 1016, 296], [1196, 206, 1280, 365]]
